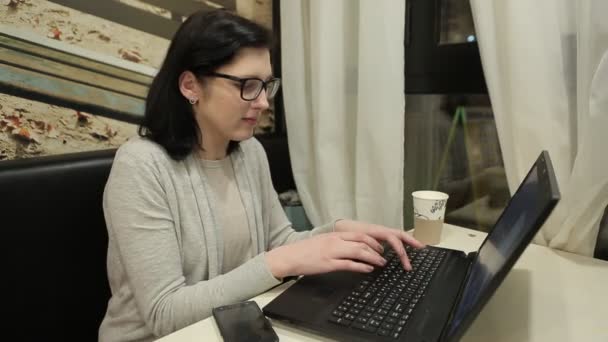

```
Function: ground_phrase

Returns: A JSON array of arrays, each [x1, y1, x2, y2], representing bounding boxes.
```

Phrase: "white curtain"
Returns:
[[471, 0, 608, 256], [280, 0, 406, 228]]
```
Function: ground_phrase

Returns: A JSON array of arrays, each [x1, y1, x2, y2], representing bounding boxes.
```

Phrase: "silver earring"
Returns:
[[188, 98, 198, 104]]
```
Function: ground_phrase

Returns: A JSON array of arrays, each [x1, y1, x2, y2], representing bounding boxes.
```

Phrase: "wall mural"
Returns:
[[0, 0, 274, 161]]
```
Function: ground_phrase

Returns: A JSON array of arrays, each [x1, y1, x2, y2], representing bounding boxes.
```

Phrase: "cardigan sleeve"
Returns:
[[266, 189, 337, 249], [246, 138, 337, 250], [104, 149, 281, 338]]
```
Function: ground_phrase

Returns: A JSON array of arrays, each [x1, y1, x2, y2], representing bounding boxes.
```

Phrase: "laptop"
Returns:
[[263, 150, 560, 342]]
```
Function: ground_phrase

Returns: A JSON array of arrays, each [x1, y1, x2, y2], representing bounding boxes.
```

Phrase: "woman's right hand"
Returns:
[[264, 232, 388, 279]]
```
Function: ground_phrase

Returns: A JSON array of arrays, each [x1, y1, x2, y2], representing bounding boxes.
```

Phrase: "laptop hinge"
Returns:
[[438, 251, 478, 341]]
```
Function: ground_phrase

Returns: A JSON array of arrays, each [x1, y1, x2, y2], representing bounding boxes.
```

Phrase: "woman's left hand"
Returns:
[[334, 219, 425, 271]]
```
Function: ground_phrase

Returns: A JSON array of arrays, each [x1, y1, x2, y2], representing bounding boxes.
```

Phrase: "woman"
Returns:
[[99, 9, 423, 341]]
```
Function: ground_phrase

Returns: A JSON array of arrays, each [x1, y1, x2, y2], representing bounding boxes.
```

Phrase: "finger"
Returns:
[[385, 235, 412, 271], [350, 242, 387, 267], [334, 241, 386, 267], [399, 230, 425, 249], [339, 232, 384, 254], [365, 226, 425, 250], [331, 259, 374, 273]]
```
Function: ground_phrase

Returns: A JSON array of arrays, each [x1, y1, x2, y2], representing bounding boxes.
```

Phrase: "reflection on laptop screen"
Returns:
[[447, 163, 542, 337]]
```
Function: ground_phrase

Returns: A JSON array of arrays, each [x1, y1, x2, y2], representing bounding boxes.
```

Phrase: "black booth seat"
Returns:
[[2, 149, 115, 341]]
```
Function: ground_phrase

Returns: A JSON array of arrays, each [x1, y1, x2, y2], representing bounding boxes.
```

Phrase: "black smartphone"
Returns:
[[212, 300, 279, 342]]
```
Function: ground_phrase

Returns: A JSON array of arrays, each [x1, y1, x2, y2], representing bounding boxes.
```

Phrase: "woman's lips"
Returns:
[[242, 118, 258, 125]]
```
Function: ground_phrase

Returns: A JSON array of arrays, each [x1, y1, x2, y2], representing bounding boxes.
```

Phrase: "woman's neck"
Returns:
[[198, 134, 229, 160]]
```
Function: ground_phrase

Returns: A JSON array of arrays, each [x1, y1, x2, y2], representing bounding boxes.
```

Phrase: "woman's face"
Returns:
[[195, 47, 272, 148]]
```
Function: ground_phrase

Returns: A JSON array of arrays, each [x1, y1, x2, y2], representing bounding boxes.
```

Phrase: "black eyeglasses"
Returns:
[[205, 72, 281, 101]]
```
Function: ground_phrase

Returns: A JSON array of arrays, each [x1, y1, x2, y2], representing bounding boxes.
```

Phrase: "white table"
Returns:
[[157, 224, 608, 342]]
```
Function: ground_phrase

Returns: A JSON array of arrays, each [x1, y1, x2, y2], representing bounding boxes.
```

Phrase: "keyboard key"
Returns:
[[347, 309, 360, 316], [352, 322, 377, 333], [378, 328, 390, 336], [364, 324, 378, 333], [344, 313, 356, 321], [369, 297, 382, 307], [364, 306, 376, 313], [328, 316, 352, 326], [386, 317, 398, 324], [372, 314, 385, 322], [355, 284, 368, 292], [352, 322, 367, 331], [381, 322, 394, 330], [356, 316, 369, 324], [381, 303, 393, 311], [368, 319, 381, 327]]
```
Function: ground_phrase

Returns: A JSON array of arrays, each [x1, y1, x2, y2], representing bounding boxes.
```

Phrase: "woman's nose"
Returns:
[[252, 88, 270, 110]]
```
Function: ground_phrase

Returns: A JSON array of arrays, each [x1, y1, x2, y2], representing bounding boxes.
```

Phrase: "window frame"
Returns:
[[404, 0, 487, 94]]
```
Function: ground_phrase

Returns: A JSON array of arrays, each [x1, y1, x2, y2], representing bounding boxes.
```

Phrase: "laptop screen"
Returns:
[[445, 152, 559, 339]]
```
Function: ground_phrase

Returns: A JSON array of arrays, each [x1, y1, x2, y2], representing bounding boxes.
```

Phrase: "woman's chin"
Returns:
[[231, 128, 256, 142]]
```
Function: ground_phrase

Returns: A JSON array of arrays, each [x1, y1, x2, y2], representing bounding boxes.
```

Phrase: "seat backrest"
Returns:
[[1, 149, 116, 340], [595, 205, 608, 261]]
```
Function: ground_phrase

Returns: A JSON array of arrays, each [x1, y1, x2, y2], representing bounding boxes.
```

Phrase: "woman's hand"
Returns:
[[265, 231, 389, 279], [334, 219, 425, 271]]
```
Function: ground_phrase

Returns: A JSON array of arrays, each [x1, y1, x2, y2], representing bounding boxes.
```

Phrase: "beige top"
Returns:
[[198, 157, 253, 273]]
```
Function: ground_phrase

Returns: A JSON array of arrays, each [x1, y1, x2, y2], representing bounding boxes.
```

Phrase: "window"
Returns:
[[403, 1, 509, 232], [404, 0, 486, 94]]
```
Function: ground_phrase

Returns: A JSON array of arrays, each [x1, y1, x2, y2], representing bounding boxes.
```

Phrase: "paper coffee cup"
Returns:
[[412, 191, 449, 245]]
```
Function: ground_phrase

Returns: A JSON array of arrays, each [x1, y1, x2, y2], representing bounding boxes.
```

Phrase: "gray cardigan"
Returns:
[[98, 137, 334, 342]]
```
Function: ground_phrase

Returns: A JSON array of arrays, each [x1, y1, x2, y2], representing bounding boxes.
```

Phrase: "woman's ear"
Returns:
[[178, 71, 201, 104]]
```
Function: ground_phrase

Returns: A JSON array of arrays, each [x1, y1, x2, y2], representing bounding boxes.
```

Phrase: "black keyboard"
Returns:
[[328, 246, 447, 339]]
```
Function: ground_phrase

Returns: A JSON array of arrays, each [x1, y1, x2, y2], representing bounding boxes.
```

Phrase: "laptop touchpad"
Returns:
[[266, 271, 360, 322]]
